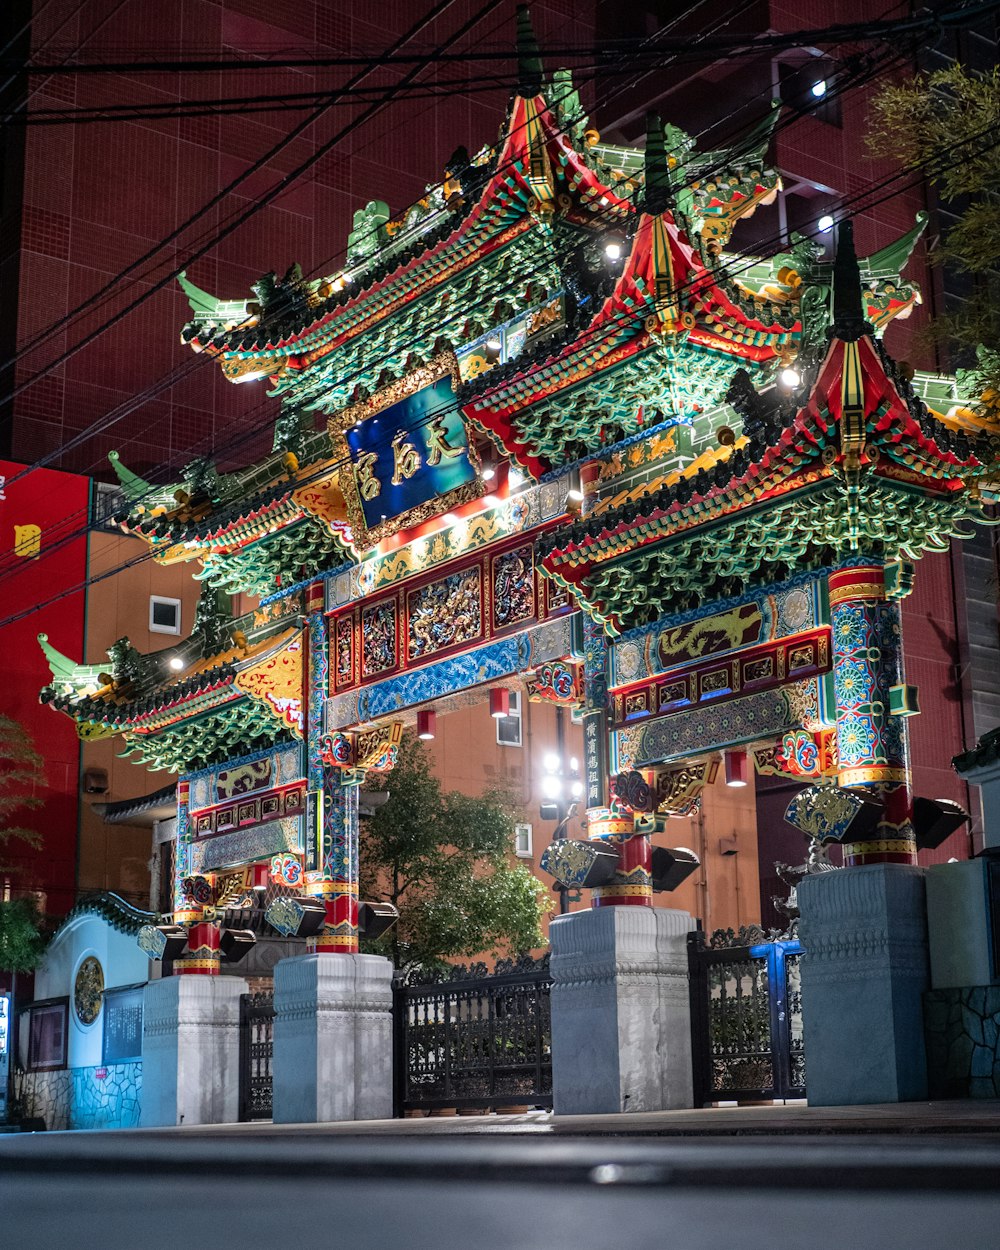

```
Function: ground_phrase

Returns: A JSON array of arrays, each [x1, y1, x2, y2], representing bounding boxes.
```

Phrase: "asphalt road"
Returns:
[[2, 1129, 999, 1250]]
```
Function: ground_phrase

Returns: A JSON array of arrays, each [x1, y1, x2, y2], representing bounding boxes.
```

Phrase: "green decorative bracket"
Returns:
[[889, 683, 920, 717]]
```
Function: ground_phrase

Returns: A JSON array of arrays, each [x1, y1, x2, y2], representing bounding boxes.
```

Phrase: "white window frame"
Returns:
[[496, 689, 522, 747], [149, 595, 182, 636], [514, 822, 533, 858]]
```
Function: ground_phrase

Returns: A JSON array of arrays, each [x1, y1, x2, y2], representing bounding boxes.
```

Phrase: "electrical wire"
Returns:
[[7, 1, 998, 77], [0, 15, 937, 575], [1, 0, 926, 452], [0, 0, 955, 574]]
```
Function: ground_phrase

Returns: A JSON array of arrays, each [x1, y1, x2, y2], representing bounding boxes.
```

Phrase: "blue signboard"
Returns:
[[331, 356, 483, 548], [0, 993, 9, 1122]]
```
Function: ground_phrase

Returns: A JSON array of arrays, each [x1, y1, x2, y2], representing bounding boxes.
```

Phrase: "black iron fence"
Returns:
[[238, 990, 275, 1122], [688, 926, 804, 1105], [393, 954, 553, 1114]]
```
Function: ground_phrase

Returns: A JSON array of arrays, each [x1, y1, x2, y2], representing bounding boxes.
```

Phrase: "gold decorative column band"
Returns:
[[828, 571, 885, 607], [838, 766, 908, 787], [841, 838, 916, 858]]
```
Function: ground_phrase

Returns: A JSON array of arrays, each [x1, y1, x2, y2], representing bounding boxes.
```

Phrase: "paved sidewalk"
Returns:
[[157, 1098, 1000, 1139]]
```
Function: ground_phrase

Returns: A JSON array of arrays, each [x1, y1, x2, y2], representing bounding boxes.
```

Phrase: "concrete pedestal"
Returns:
[[272, 953, 394, 1124], [798, 864, 929, 1105], [926, 858, 996, 989], [141, 974, 247, 1127], [549, 906, 694, 1115]]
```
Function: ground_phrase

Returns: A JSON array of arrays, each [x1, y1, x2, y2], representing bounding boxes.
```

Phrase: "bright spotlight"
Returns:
[[779, 367, 802, 389], [605, 241, 622, 261], [817, 214, 835, 233], [811, 79, 827, 98], [169, 656, 184, 672]]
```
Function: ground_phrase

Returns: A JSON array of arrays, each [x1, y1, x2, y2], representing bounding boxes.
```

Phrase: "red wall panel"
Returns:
[[0, 460, 90, 915]]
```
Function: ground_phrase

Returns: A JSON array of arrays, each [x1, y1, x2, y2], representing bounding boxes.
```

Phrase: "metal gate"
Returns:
[[238, 990, 275, 1122], [688, 926, 804, 1105], [394, 955, 552, 1113]]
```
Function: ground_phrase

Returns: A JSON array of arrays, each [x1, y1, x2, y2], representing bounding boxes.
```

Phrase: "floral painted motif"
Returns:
[[407, 567, 482, 661], [492, 546, 535, 630], [832, 604, 869, 651], [234, 634, 304, 736], [834, 658, 872, 709], [837, 713, 878, 766], [335, 617, 355, 688], [362, 600, 398, 677]]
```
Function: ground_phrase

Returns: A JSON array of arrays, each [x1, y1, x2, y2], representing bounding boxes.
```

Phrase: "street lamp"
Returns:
[[540, 720, 583, 914]]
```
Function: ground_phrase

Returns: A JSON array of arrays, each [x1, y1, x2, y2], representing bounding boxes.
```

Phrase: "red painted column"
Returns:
[[589, 811, 653, 907], [829, 562, 916, 866], [304, 579, 360, 953], [174, 921, 221, 976]]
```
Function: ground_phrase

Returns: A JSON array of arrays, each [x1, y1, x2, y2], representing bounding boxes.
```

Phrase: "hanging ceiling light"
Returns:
[[417, 708, 437, 741]]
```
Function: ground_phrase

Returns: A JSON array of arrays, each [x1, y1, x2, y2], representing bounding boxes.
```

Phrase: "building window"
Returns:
[[149, 596, 181, 635], [514, 822, 533, 858], [496, 689, 522, 747]]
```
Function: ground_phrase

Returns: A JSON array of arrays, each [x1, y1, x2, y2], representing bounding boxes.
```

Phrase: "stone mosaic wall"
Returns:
[[18, 1061, 141, 1130], [924, 987, 1000, 1099]]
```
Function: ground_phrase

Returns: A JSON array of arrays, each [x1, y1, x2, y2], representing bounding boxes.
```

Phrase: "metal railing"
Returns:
[[688, 926, 805, 1105], [394, 955, 553, 1114], [238, 990, 275, 1121]]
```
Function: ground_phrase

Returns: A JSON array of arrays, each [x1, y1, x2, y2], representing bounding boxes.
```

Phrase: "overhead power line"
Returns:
[[0, 5, 964, 623], [0, 6, 925, 509], [7, 0, 1000, 77]]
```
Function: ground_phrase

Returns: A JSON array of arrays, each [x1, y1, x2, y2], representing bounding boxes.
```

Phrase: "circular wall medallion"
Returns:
[[74, 955, 104, 1025], [781, 588, 810, 630]]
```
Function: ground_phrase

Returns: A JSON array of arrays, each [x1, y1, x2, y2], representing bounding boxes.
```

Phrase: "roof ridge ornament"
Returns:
[[643, 112, 673, 217], [831, 219, 871, 343], [516, 5, 543, 97]]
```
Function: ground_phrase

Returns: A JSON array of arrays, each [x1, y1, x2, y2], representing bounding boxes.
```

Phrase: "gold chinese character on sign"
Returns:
[[354, 450, 381, 501], [390, 431, 421, 485], [13, 524, 41, 559], [425, 414, 465, 466]]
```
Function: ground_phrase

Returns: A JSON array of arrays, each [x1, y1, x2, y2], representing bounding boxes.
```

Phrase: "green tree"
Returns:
[[868, 65, 1000, 403], [360, 734, 551, 971], [0, 897, 47, 973], [0, 714, 43, 860], [0, 715, 48, 973]]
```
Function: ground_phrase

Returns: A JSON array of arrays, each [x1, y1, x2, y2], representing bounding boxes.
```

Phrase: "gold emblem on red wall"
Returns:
[[13, 523, 41, 559]]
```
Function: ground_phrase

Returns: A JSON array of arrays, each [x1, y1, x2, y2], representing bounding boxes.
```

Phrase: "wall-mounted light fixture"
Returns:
[[724, 749, 749, 788], [490, 688, 510, 719]]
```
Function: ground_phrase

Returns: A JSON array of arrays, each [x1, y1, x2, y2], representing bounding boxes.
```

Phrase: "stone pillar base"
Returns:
[[798, 864, 929, 1106], [141, 974, 247, 1127], [549, 906, 694, 1115], [272, 953, 394, 1124]]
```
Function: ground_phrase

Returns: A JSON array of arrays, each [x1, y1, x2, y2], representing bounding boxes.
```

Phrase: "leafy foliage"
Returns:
[[0, 714, 44, 857], [868, 65, 1000, 401], [0, 897, 48, 973], [360, 734, 551, 970]]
